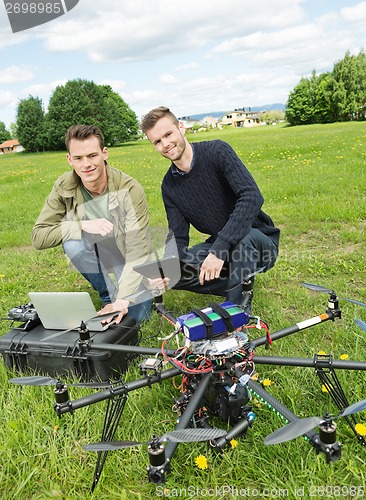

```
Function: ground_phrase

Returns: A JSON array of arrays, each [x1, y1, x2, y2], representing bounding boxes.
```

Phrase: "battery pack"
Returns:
[[177, 302, 249, 342]]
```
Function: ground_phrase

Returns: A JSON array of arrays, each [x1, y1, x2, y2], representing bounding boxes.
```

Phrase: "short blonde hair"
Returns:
[[140, 106, 179, 133]]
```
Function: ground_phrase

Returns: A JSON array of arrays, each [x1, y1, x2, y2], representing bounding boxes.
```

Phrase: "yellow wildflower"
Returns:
[[321, 384, 333, 393], [230, 439, 238, 449], [355, 423, 366, 436], [194, 455, 208, 470]]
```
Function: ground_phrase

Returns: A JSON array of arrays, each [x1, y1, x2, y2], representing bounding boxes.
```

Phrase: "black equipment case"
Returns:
[[0, 316, 139, 381]]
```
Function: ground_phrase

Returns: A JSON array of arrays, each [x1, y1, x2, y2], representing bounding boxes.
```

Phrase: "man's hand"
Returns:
[[199, 253, 224, 285], [148, 277, 170, 291], [97, 298, 129, 324], [81, 218, 114, 237]]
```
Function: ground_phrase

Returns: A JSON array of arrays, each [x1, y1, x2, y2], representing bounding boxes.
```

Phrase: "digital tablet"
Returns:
[[133, 256, 199, 282]]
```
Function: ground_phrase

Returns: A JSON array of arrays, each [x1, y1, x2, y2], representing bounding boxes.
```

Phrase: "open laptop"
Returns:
[[28, 292, 112, 332]]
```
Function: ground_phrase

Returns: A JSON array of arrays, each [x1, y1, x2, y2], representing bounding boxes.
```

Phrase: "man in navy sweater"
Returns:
[[141, 106, 280, 311]]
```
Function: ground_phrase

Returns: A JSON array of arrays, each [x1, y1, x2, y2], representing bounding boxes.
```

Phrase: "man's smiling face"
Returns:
[[66, 136, 108, 187], [145, 116, 187, 162]]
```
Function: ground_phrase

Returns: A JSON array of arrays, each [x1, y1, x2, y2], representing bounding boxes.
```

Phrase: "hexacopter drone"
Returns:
[[7, 263, 366, 492]]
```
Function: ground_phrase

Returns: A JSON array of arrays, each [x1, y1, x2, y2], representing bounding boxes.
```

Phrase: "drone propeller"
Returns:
[[300, 282, 366, 307], [83, 427, 228, 452], [9, 375, 116, 389], [355, 318, 366, 332], [264, 398, 366, 445]]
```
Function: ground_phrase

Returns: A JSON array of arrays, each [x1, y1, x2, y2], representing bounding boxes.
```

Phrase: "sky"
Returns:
[[0, 0, 365, 129]]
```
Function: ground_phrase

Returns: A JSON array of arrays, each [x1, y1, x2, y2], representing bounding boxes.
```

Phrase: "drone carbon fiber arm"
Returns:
[[247, 378, 341, 462], [251, 309, 341, 349], [164, 373, 212, 463], [53, 367, 181, 416]]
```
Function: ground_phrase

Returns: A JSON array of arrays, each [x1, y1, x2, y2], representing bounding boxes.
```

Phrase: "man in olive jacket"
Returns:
[[32, 124, 151, 324]]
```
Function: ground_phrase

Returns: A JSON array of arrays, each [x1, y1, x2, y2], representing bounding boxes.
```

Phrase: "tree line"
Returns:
[[13, 79, 140, 152], [1, 51, 365, 150], [285, 50, 366, 126]]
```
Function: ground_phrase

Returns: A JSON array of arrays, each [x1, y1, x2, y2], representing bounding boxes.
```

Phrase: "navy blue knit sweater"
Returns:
[[162, 139, 279, 260]]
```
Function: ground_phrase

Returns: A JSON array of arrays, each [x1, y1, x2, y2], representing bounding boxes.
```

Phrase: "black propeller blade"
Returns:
[[9, 375, 116, 389], [10, 376, 59, 386], [264, 398, 366, 445], [341, 398, 366, 417], [84, 428, 228, 452], [264, 416, 322, 445], [300, 282, 366, 307]]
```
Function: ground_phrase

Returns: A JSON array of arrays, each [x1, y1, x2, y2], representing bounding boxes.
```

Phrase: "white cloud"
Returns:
[[159, 74, 177, 84], [99, 79, 127, 93], [0, 66, 34, 84], [36, 0, 305, 63], [341, 1, 366, 22], [0, 90, 17, 109], [175, 62, 200, 72], [0, 0, 365, 126]]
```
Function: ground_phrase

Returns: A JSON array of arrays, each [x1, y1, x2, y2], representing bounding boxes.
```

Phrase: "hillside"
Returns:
[[181, 103, 285, 120]]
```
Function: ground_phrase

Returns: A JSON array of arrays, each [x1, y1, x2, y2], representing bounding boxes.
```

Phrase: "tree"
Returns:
[[313, 73, 333, 123], [45, 79, 107, 150], [0, 121, 11, 143], [9, 122, 17, 139], [45, 79, 139, 150], [285, 76, 316, 126], [99, 85, 139, 145], [259, 110, 285, 124], [16, 96, 46, 152], [286, 50, 366, 125], [332, 50, 366, 121]]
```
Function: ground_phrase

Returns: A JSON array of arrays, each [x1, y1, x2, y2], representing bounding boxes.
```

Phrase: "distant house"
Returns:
[[201, 116, 218, 128], [0, 139, 24, 154], [177, 116, 201, 131], [221, 110, 260, 128]]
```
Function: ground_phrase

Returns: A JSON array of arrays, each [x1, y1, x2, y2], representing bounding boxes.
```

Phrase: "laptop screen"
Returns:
[[28, 292, 107, 331]]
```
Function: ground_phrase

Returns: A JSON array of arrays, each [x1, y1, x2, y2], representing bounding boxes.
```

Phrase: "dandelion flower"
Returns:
[[340, 354, 349, 360], [194, 455, 208, 470], [230, 439, 238, 449], [321, 384, 333, 393], [262, 378, 272, 387], [355, 423, 366, 436]]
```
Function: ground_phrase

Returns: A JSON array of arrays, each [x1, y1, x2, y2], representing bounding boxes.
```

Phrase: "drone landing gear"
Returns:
[[92, 392, 128, 491], [315, 354, 366, 446]]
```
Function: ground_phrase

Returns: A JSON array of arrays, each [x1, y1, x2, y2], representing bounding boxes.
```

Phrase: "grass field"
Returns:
[[0, 122, 365, 499]]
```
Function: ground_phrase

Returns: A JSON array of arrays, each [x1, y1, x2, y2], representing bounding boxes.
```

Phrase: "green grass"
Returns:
[[0, 122, 366, 499]]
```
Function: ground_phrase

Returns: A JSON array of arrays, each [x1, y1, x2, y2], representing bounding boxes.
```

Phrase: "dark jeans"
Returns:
[[173, 228, 278, 307], [62, 234, 151, 324]]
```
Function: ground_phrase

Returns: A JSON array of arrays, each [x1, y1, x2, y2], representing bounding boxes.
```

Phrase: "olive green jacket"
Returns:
[[32, 165, 151, 301]]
